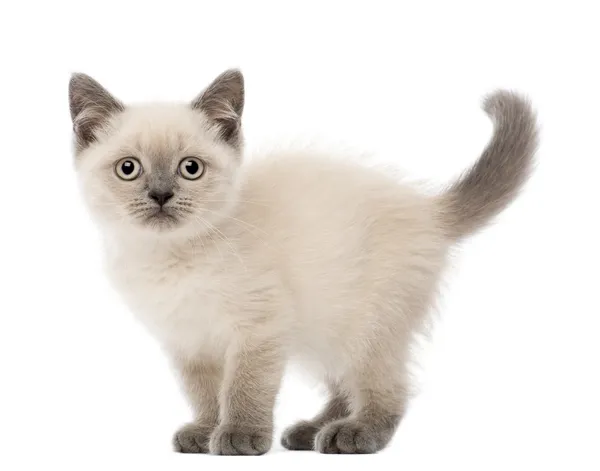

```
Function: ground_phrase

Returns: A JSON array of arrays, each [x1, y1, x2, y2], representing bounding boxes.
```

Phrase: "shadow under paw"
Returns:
[[173, 422, 215, 453], [281, 421, 320, 450], [209, 424, 272, 455]]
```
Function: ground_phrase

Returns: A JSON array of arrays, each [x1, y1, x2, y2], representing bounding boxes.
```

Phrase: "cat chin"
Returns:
[[142, 213, 180, 231], [102, 211, 220, 241], [103, 218, 183, 240], [134, 217, 215, 240], [141, 222, 180, 234]]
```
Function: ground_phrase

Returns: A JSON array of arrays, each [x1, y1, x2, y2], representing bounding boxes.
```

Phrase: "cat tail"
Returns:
[[438, 90, 538, 239]]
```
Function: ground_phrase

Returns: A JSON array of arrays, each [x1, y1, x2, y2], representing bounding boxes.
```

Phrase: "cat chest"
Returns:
[[108, 259, 231, 357]]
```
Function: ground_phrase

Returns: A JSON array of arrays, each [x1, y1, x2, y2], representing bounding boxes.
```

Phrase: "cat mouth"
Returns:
[[144, 208, 179, 227]]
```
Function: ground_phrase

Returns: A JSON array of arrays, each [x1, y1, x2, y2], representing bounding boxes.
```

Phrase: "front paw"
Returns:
[[173, 422, 215, 453], [209, 424, 272, 455]]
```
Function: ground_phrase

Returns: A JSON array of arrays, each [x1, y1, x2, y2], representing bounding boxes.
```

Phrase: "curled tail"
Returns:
[[440, 90, 538, 239]]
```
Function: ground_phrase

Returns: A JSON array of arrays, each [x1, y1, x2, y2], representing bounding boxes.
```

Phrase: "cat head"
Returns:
[[70, 69, 245, 237]]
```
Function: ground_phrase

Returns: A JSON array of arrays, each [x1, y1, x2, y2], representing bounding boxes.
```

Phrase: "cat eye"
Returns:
[[178, 157, 205, 180], [115, 158, 142, 181]]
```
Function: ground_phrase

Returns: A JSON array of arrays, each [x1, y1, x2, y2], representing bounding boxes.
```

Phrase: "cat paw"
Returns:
[[173, 422, 214, 453], [209, 424, 272, 455], [314, 420, 379, 454], [281, 421, 320, 450]]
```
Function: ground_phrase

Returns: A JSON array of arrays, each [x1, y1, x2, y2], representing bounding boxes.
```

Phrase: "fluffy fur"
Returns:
[[70, 70, 537, 455]]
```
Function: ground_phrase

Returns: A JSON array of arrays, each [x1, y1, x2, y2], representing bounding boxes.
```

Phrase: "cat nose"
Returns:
[[149, 190, 174, 206]]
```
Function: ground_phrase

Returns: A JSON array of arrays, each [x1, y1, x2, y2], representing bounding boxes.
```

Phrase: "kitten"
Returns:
[[69, 69, 537, 455]]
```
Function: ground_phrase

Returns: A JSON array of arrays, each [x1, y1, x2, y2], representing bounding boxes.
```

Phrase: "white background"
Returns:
[[1, 1, 599, 470]]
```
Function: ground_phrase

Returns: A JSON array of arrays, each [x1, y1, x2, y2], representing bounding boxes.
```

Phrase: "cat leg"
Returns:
[[281, 381, 350, 450], [314, 365, 407, 454], [209, 336, 285, 455], [172, 358, 222, 453]]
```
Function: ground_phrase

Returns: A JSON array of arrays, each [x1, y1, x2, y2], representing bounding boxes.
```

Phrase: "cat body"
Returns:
[[106, 153, 445, 373], [70, 70, 537, 454]]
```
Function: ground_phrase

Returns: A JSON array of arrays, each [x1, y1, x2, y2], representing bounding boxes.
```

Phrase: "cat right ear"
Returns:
[[69, 73, 124, 150]]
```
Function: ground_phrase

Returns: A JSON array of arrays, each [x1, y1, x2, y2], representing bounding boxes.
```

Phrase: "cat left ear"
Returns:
[[191, 69, 244, 148], [69, 73, 124, 150]]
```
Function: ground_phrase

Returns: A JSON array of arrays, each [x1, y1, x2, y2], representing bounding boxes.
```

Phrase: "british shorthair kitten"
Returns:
[[69, 69, 537, 455]]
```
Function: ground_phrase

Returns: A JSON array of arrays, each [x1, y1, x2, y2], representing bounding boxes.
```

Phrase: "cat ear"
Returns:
[[69, 73, 124, 150], [191, 69, 244, 148]]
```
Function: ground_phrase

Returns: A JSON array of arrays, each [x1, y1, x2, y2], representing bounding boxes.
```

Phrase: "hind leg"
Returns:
[[314, 393, 403, 454], [314, 355, 408, 454], [281, 382, 350, 450]]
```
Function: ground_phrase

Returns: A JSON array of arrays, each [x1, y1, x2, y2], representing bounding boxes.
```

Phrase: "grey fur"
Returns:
[[68, 73, 124, 152], [172, 359, 221, 453], [442, 90, 538, 238], [281, 385, 350, 450], [209, 424, 272, 456], [314, 415, 400, 454], [173, 422, 214, 453], [191, 69, 244, 148]]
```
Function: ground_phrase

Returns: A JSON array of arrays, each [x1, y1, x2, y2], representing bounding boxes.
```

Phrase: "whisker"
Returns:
[[199, 208, 271, 238], [201, 199, 269, 207], [201, 218, 248, 272], [191, 214, 225, 263], [194, 208, 275, 251]]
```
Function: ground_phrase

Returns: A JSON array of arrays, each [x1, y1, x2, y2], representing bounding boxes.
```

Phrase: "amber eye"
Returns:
[[115, 158, 142, 181], [178, 157, 205, 180]]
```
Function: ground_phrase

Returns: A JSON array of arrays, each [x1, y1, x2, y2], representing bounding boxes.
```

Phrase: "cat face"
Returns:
[[70, 70, 244, 236]]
